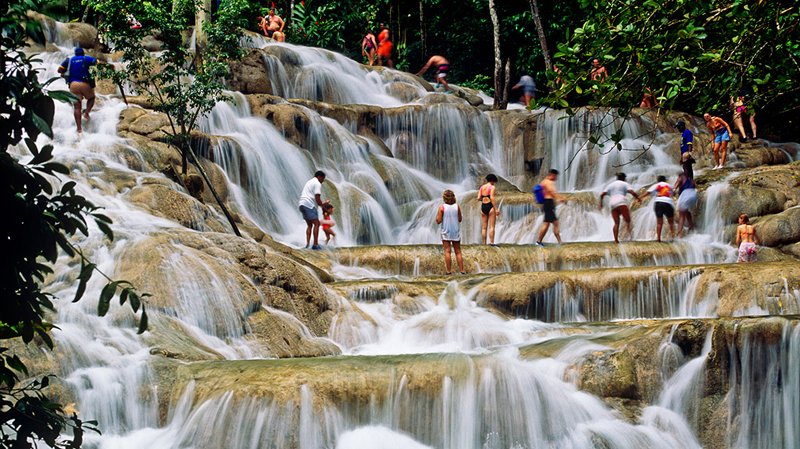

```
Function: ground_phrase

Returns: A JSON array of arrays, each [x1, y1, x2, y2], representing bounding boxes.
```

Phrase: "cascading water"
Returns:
[[18, 16, 800, 449]]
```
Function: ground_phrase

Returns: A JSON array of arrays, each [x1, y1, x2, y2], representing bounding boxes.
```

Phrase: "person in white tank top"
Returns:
[[599, 172, 640, 244], [436, 190, 464, 275]]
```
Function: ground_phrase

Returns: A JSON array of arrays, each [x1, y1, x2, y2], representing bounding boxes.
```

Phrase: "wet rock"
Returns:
[[713, 184, 784, 224], [64, 22, 100, 49], [386, 81, 424, 103], [228, 49, 274, 94], [577, 350, 640, 399], [249, 103, 311, 147], [126, 110, 172, 136], [753, 207, 800, 247], [141, 35, 164, 52], [124, 181, 230, 233], [729, 165, 800, 210], [417, 92, 469, 105], [247, 309, 341, 358]]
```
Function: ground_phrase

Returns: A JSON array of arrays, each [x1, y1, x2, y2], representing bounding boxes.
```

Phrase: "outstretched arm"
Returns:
[[416, 61, 432, 76], [599, 191, 607, 210]]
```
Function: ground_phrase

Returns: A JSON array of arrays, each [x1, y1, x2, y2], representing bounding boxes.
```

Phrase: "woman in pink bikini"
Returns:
[[361, 31, 377, 66]]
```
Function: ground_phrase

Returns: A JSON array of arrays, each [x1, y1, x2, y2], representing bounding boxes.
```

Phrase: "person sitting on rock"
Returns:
[[267, 8, 285, 42], [416, 55, 451, 93], [736, 213, 759, 262]]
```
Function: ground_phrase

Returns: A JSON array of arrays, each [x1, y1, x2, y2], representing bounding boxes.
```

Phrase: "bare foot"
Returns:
[[82, 111, 91, 120], [77, 129, 82, 133]]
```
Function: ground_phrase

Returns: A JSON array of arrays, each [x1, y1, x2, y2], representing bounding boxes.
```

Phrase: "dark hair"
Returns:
[[322, 203, 334, 212], [74, 47, 84, 55], [739, 213, 749, 224], [314, 170, 326, 179], [486, 174, 498, 183], [617, 172, 626, 180], [549, 169, 559, 175], [675, 121, 685, 130], [657, 175, 667, 182]]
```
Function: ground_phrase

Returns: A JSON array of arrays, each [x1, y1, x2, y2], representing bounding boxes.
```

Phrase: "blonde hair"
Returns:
[[443, 190, 456, 205]]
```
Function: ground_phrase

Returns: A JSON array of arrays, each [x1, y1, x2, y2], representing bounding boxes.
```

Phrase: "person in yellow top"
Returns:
[[703, 113, 732, 169], [735, 214, 759, 262]]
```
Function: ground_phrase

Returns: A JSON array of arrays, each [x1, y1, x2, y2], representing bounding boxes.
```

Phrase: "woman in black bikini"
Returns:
[[478, 174, 500, 246], [362, 31, 377, 66]]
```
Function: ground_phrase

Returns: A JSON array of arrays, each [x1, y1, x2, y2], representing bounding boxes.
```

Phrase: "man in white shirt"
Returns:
[[599, 172, 640, 244], [298, 171, 330, 249]]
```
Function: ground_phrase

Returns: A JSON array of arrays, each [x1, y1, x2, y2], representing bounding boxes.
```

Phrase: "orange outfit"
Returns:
[[378, 29, 392, 56]]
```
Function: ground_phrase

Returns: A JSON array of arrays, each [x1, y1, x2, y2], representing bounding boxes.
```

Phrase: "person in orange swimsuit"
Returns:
[[377, 23, 394, 68], [703, 113, 732, 169], [321, 203, 336, 245]]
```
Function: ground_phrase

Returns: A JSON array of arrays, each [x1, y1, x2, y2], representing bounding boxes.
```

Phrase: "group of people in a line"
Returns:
[[361, 23, 394, 68]]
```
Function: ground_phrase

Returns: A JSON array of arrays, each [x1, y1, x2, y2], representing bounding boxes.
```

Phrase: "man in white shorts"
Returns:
[[600, 172, 640, 244]]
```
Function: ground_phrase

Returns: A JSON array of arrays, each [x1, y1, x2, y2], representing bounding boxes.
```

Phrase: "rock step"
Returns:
[[328, 262, 800, 323], [311, 242, 737, 277]]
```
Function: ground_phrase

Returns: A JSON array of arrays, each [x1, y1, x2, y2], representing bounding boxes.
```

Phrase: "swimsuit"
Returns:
[[267, 30, 275, 38], [322, 215, 334, 230], [480, 185, 494, 215], [364, 36, 375, 51], [543, 199, 557, 223], [378, 30, 392, 56], [437, 64, 450, 79], [738, 241, 757, 262], [711, 120, 730, 143]]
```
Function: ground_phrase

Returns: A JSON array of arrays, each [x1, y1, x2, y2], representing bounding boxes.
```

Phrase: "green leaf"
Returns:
[[48, 90, 78, 104], [30, 111, 53, 139], [98, 282, 118, 317], [137, 304, 149, 334], [73, 262, 96, 302]]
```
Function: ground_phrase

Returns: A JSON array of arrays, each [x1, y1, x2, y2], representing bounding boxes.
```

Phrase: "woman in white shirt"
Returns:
[[599, 173, 640, 244]]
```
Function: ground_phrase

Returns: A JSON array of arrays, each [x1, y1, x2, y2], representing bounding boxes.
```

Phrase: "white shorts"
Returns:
[[738, 242, 757, 262], [677, 188, 697, 212], [609, 195, 628, 210]]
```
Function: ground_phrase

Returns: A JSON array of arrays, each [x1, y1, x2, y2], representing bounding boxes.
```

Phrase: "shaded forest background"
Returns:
[[51, 0, 800, 141]]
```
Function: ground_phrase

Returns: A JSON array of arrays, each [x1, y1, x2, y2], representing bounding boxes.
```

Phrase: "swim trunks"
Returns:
[[378, 41, 392, 56], [267, 30, 275, 38], [543, 199, 557, 223], [714, 129, 730, 143], [299, 205, 318, 221], [654, 202, 674, 219], [738, 242, 757, 262]]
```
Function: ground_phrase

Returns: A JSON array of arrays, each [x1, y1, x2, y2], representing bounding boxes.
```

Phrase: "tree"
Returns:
[[527, 0, 551, 70], [1, 2, 147, 447], [488, 0, 503, 109], [90, 0, 249, 237]]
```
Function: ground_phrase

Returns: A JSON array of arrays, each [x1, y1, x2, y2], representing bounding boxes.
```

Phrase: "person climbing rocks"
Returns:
[[673, 171, 697, 238], [298, 170, 330, 250], [600, 172, 640, 244], [321, 203, 336, 245], [436, 190, 464, 275], [377, 23, 393, 68], [736, 213, 760, 262], [416, 55, 451, 93], [590, 58, 608, 83], [536, 169, 567, 246], [478, 174, 500, 246], [676, 121, 695, 179], [731, 91, 757, 142], [362, 30, 378, 66], [639, 175, 675, 242], [513, 75, 536, 110], [58, 47, 107, 133], [704, 113, 732, 169], [267, 8, 285, 42]]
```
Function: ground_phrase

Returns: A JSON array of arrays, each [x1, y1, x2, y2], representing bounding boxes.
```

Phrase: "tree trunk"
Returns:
[[488, 0, 502, 110], [527, 0, 551, 70], [419, 0, 426, 61], [185, 142, 242, 237], [195, 0, 212, 65], [502, 58, 511, 110]]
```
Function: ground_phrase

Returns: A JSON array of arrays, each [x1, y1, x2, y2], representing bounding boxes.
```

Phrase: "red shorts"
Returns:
[[378, 41, 393, 56]]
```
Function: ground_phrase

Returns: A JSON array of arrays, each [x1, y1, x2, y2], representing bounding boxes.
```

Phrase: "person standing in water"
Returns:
[[676, 121, 695, 179], [478, 174, 500, 246], [639, 175, 675, 242], [362, 31, 377, 66], [513, 75, 536, 110], [416, 55, 451, 93], [599, 173, 640, 244], [673, 171, 697, 237], [377, 23, 394, 68], [736, 213, 759, 262], [536, 169, 567, 246], [58, 47, 105, 133], [436, 190, 464, 275], [704, 113, 732, 169], [321, 203, 336, 245], [298, 171, 330, 250]]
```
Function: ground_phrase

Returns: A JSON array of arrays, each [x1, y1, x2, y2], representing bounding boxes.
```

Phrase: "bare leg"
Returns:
[[377, 55, 383, 67], [387, 57, 394, 69], [611, 208, 621, 244], [312, 220, 321, 246], [621, 206, 632, 240], [733, 113, 746, 139], [686, 211, 694, 231], [481, 213, 489, 244], [453, 241, 464, 273], [552, 220, 563, 244], [537, 222, 550, 244], [712, 142, 721, 166], [84, 96, 95, 119], [441, 77, 450, 92], [305, 220, 313, 246], [749, 113, 757, 138], [666, 216, 676, 240], [368, 49, 375, 66], [443, 240, 452, 273], [719, 140, 728, 166], [488, 210, 497, 244], [73, 101, 83, 132], [656, 217, 663, 242], [677, 211, 686, 238]]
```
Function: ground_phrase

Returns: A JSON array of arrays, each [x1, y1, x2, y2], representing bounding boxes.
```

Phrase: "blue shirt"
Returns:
[[680, 129, 693, 154], [59, 55, 98, 84]]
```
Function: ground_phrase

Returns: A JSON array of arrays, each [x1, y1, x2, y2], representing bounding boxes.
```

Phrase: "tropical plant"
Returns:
[[1, 1, 147, 447]]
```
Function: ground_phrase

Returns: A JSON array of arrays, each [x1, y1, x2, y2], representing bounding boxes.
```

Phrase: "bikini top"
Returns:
[[480, 184, 493, 200]]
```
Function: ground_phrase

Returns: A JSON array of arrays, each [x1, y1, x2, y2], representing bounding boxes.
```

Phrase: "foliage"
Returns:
[[289, 2, 347, 50], [460, 74, 494, 96], [1, 1, 147, 447], [541, 0, 800, 120]]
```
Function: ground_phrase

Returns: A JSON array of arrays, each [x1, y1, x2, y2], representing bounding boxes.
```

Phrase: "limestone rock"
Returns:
[[754, 206, 800, 246], [576, 350, 640, 399], [417, 92, 469, 105], [141, 35, 164, 52], [228, 49, 274, 94], [247, 309, 341, 358], [124, 181, 230, 233], [386, 81, 424, 103], [64, 22, 99, 49]]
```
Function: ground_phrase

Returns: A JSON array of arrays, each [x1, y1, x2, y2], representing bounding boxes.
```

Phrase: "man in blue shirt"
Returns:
[[676, 121, 694, 179], [58, 47, 101, 133]]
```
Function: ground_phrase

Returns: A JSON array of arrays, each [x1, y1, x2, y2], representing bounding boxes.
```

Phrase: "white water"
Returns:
[[18, 18, 800, 449]]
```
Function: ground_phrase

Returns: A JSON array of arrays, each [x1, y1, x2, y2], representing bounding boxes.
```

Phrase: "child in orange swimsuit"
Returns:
[[321, 203, 336, 245]]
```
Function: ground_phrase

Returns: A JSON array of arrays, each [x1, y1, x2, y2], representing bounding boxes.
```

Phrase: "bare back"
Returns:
[[737, 224, 757, 244]]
